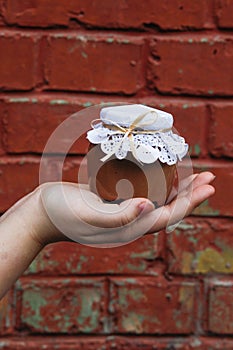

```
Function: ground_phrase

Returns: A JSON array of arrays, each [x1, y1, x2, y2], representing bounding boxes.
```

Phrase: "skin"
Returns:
[[0, 171, 215, 300]]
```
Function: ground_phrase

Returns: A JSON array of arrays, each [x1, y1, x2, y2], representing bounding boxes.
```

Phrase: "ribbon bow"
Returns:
[[91, 110, 171, 163]]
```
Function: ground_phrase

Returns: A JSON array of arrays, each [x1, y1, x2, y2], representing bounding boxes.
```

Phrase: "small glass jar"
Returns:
[[86, 104, 188, 206]]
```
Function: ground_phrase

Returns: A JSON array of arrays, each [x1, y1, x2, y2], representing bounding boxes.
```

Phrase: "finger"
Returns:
[[77, 200, 156, 245], [145, 183, 215, 234], [167, 171, 215, 203], [191, 171, 215, 189], [81, 196, 155, 230]]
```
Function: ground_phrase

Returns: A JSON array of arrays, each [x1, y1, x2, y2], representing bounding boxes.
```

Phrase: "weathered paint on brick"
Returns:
[[208, 103, 233, 158], [25, 234, 160, 276], [16, 278, 107, 333], [0, 0, 232, 346], [193, 163, 233, 217], [0, 337, 106, 349], [0, 292, 14, 335], [208, 281, 233, 334], [109, 277, 196, 334], [168, 218, 233, 275]]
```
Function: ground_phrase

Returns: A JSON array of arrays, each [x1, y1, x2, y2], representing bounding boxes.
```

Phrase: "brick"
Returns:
[[109, 277, 196, 334], [0, 337, 106, 349], [167, 218, 233, 275], [4, 0, 72, 27], [0, 33, 37, 90], [4, 0, 215, 30], [140, 97, 207, 157], [73, 0, 215, 31], [25, 233, 161, 275], [2, 96, 89, 154], [216, 0, 233, 28], [3, 95, 207, 157], [148, 35, 233, 96], [0, 291, 14, 335], [0, 157, 40, 211], [106, 337, 233, 349], [43, 34, 144, 94], [207, 280, 233, 334], [2, 337, 233, 350], [208, 103, 233, 158], [16, 278, 107, 333], [192, 161, 233, 217], [177, 161, 233, 217]]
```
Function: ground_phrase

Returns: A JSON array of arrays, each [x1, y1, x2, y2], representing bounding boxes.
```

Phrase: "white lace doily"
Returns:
[[87, 123, 188, 165]]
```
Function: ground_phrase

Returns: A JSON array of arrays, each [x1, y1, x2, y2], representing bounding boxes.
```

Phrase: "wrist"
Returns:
[[30, 184, 68, 246]]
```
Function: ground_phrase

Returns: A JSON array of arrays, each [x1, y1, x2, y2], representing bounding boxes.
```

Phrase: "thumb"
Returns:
[[88, 197, 155, 229]]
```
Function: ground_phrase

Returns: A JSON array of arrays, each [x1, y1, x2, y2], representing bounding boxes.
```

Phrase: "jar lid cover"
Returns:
[[87, 104, 188, 165], [100, 104, 173, 131]]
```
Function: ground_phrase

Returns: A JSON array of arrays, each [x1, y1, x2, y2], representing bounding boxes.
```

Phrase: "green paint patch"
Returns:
[[81, 51, 88, 58], [130, 248, 155, 259], [76, 255, 89, 272], [77, 290, 100, 332], [83, 101, 93, 107], [53, 33, 66, 38], [122, 312, 145, 333], [201, 38, 208, 43], [193, 199, 220, 216], [194, 144, 201, 155], [188, 39, 193, 43], [208, 90, 214, 95], [126, 262, 146, 272], [176, 221, 195, 231], [9, 97, 30, 103], [119, 287, 145, 309], [118, 39, 130, 44], [22, 290, 48, 329], [106, 38, 114, 43], [50, 99, 70, 105], [76, 35, 87, 43], [182, 103, 189, 109]]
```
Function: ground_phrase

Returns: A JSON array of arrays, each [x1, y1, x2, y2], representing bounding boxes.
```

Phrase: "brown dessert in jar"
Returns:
[[87, 143, 176, 206], [86, 104, 188, 206]]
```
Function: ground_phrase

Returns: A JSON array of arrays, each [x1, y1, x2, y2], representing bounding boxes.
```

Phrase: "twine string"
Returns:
[[90, 110, 172, 163]]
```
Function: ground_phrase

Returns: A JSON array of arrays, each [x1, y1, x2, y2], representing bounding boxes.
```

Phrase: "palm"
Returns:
[[38, 172, 215, 247]]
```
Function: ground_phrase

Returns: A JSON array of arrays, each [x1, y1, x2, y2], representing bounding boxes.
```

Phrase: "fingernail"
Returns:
[[138, 201, 147, 212]]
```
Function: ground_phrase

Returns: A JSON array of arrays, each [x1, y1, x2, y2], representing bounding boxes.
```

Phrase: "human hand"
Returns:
[[31, 171, 215, 247], [0, 171, 215, 299]]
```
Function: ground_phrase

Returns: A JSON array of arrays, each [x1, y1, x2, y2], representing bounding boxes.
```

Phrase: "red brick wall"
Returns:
[[0, 1, 233, 349]]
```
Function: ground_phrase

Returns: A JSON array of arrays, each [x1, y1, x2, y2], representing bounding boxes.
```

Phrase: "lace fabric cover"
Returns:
[[87, 105, 189, 165]]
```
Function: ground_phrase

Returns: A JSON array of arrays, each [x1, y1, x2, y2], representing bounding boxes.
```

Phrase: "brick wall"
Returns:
[[0, 0, 233, 349]]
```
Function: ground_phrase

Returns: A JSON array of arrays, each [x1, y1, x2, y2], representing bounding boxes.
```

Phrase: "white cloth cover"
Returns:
[[100, 104, 173, 130], [87, 104, 189, 165]]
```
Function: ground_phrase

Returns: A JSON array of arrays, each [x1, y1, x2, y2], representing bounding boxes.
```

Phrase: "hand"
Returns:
[[32, 171, 215, 247], [0, 171, 215, 299]]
